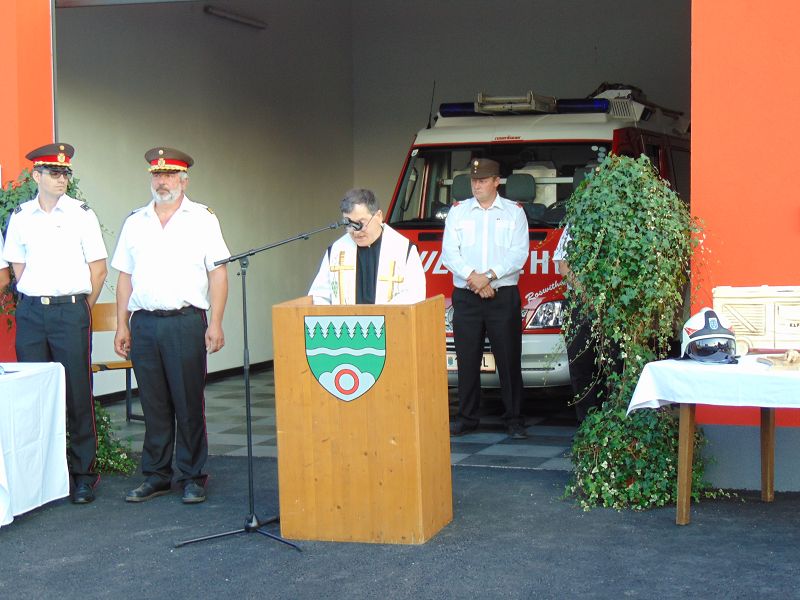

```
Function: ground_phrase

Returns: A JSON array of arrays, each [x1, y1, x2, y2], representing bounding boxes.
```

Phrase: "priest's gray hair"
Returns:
[[340, 188, 380, 215]]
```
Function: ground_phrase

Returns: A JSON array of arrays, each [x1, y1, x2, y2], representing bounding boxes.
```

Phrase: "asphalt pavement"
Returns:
[[2, 455, 799, 599]]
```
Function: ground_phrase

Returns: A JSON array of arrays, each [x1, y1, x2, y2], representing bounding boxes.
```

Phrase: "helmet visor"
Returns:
[[687, 337, 737, 363]]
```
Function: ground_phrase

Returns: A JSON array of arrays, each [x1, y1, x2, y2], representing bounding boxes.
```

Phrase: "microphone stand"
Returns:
[[176, 220, 345, 550]]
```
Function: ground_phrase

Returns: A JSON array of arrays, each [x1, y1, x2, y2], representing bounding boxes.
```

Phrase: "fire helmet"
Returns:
[[681, 307, 737, 364]]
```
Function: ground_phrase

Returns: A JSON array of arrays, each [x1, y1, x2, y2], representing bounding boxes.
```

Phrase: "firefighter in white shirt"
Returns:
[[2, 143, 108, 504], [112, 147, 229, 505], [442, 158, 529, 439]]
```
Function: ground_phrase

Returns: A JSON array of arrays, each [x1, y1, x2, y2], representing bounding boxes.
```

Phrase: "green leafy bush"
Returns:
[[1, 169, 38, 231], [93, 402, 137, 474], [563, 153, 709, 509], [0, 170, 38, 318], [566, 406, 707, 510]]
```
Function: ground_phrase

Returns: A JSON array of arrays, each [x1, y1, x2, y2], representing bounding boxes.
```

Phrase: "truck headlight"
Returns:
[[525, 300, 564, 329]]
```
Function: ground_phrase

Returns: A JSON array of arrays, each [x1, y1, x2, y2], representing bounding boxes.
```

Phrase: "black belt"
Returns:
[[25, 294, 87, 305], [140, 307, 202, 317]]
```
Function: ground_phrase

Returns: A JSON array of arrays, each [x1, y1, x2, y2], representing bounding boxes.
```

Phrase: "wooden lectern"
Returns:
[[272, 295, 452, 544]]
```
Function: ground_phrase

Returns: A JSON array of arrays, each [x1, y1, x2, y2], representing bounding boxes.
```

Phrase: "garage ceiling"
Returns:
[[56, 0, 195, 7]]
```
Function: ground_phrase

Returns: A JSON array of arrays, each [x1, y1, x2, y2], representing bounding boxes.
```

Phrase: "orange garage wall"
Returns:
[[693, 0, 800, 426], [0, 0, 54, 361], [0, 0, 55, 186]]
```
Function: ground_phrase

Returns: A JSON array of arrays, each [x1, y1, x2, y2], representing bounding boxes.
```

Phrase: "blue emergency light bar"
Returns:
[[439, 102, 478, 117], [439, 98, 610, 118], [554, 98, 610, 113]]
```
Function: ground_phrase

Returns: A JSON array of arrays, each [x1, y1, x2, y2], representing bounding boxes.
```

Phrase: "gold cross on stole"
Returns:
[[378, 260, 404, 302], [329, 250, 355, 304]]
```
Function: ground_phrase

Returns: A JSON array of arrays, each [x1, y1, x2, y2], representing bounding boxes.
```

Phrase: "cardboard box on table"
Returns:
[[272, 295, 452, 544]]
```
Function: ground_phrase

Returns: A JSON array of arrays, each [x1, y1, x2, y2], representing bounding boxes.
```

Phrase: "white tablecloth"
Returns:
[[0, 363, 69, 528], [628, 356, 800, 414]]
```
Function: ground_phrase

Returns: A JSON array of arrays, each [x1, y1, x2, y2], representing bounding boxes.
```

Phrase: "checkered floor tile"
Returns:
[[105, 369, 577, 471]]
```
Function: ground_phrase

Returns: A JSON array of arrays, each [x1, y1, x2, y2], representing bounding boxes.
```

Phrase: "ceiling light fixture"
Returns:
[[203, 5, 266, 30]]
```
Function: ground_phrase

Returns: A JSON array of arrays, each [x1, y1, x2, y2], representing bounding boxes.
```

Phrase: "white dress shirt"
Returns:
[[442, 194, 529, 289], [553, 225, 571, 262], [111, 196, 230, 312], [2, 194, 107, 296]]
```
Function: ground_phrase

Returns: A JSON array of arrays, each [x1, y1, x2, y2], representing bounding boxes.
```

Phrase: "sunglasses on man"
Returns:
[[43, 168, 73, 180]]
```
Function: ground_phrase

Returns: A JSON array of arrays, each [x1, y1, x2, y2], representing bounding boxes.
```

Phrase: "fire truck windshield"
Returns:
[[388, 142, 606, 228]]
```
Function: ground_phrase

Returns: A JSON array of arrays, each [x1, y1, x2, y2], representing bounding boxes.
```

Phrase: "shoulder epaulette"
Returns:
[[81, 202, 91, 211], [452, 200, 460, 207], [13, 205, 22, 214], [516, 202, 523, 208], [206, 207, 215, 215]]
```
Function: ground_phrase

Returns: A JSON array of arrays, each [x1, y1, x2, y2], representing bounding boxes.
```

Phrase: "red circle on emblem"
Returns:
[[334, 368, 359, 395]]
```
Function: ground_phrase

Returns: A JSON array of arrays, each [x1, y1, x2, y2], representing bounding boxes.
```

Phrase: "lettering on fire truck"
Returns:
[[419, 249, 558, 275]]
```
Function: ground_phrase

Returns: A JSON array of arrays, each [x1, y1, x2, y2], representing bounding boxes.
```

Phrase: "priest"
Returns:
[[308, 189, 425, 305]]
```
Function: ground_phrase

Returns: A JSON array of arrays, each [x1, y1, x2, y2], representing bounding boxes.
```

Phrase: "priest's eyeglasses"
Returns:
[[344, 212, 377, 232]]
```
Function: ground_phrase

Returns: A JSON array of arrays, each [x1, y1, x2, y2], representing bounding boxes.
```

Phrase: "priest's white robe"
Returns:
[[308, 224, 426, 305]]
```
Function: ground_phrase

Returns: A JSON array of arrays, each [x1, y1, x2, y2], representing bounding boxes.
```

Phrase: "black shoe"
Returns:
[[507, 423, 528, 440], [125, 481, 171, 503], [182, 481, 206, 504], [450, 421, 478, 437], [72, 483, 95, 504]]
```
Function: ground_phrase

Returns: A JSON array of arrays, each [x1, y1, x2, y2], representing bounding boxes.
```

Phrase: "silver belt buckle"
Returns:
[[41, 297, 51, 305]]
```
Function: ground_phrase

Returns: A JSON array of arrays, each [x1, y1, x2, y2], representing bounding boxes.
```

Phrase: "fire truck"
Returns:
[[384, 84, 690, 392]]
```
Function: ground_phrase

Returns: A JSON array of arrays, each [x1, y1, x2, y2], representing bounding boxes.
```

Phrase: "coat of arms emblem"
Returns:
[[304, 316, 386, 401]]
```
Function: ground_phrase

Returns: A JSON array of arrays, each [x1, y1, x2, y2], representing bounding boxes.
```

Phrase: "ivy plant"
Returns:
[[1, 169, 38, 231], [0, 170, 39, 317], [562, 153, 711, 510], [566, 406, 710, 510], [93, 403, 137, 474]]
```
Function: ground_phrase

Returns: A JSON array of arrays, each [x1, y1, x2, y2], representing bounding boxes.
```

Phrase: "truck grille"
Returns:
[[609, 98, 636, 119]]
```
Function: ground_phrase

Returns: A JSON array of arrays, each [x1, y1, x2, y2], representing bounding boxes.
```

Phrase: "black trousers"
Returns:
[[452, 285, 523, 426], [565, 301, 600, 421], [15, 295, 98, 486], [564, 300, 622, 421], [130, 309, 209, 486]]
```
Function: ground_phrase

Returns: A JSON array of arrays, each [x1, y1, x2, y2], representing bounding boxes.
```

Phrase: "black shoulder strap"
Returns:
[[406, 241, 415, 262]]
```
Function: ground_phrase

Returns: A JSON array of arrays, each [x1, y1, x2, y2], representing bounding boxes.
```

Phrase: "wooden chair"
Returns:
[[91, 302, 143, 422]]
